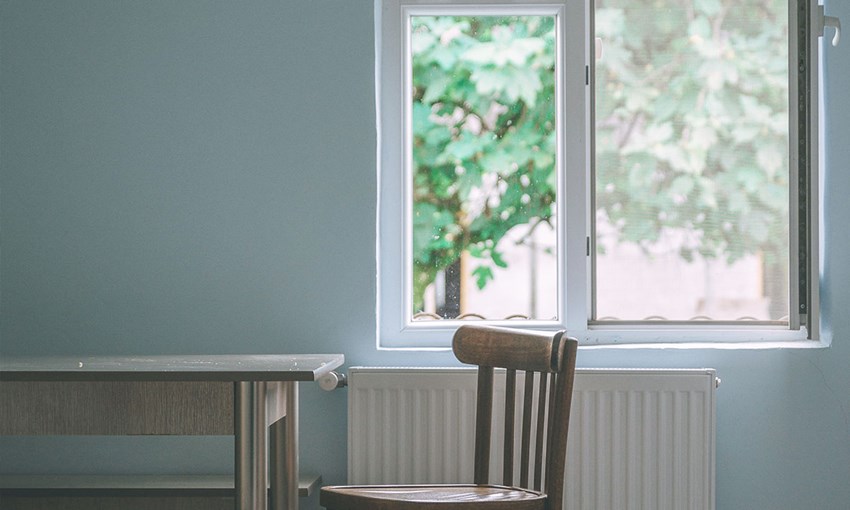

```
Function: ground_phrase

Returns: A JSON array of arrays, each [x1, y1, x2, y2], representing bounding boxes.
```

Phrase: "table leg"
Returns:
[[235, 381, 268, 510], [269, 381, 298, 510]]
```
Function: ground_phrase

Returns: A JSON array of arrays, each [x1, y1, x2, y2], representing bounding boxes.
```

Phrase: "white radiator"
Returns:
[[348, 367, 716, 510]]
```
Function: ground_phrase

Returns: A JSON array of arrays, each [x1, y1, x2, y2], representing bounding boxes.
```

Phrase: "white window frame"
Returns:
[[376, 0, 830, 349]]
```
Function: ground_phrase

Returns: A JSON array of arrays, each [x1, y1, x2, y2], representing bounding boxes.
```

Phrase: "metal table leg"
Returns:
[[235, 381, 268, 510], [270, 381, 298, 510]]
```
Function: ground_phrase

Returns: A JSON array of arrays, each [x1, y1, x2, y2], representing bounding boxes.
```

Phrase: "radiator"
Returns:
[[348, 367, 716, 510]]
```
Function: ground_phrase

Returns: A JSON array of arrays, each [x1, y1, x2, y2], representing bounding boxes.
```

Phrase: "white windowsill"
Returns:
[[377, 328, 831, 351]]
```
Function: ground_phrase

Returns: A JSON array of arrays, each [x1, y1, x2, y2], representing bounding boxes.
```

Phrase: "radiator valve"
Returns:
[[319, 370, 347, 391]]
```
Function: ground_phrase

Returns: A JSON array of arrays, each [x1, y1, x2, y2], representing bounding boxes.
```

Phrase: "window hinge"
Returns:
[[585, 65, 589, 85], [818, 5, 841, 47], [586, 236, 590, 257]]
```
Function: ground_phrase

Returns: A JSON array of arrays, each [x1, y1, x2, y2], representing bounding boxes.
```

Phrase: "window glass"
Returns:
[[409, 15, 559, 321], [594, 0, 790, 322]]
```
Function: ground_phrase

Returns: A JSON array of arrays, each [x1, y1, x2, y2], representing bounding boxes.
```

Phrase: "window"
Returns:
[[377, 0, 832, 348]]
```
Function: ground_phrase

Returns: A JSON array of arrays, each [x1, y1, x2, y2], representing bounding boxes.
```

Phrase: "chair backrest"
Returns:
[[452, 325, 578, 510]]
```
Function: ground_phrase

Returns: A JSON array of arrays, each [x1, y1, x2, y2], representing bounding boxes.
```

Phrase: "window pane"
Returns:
[[409, 15, 558, 321], [594, 0, 790, 321]]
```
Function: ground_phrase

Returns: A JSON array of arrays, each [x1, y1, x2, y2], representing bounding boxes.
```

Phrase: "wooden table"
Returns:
[[0, 354, 345, 510]]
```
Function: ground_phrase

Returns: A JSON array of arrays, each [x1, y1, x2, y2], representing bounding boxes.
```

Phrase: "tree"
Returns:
[[410, 16, 558, 316]]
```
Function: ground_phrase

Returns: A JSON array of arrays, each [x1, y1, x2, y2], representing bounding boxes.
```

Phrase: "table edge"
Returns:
[[0, 355, 344, 382]]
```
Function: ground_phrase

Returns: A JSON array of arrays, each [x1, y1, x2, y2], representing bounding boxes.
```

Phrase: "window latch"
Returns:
[[819, 6, 841, 47]]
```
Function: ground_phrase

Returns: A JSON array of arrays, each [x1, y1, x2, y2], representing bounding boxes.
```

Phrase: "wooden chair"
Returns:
[[320, 325, 579, 510]]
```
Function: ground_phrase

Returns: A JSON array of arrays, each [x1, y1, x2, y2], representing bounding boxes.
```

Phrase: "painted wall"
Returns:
[[1, 1, 848, 508]]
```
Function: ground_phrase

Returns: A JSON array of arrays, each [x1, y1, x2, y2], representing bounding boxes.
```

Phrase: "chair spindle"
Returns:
[[533, 371, 549, 491], [474, 366, 494, 485], [503, 369, 517, 486], [545, 372, 558, 492], [519, 371, 535, 488]]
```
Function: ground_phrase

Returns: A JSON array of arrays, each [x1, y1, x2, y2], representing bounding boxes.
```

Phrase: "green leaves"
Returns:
[[470, 66, 543, 106], [460, 32, 546, 106], [461, 36, 545, 67], [694, 0, 722, 17], [595, 0, 790, 270], [410, 15, 558, 309], [468, 247, 507, 290], [471, 265, 495, 290], [412, 202, 457, 265]]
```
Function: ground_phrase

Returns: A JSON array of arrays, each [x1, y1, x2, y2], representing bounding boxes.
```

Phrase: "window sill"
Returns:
[[377, 328, 830, 351], [580, 339, 828, 350], [580, 326, 829, 348]]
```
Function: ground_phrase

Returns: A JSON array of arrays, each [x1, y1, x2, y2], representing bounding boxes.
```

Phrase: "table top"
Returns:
[[0, 354, 344, 382]]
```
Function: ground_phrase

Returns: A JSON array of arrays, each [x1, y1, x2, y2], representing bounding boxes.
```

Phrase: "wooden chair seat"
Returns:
[[320, 484, 546, 509]]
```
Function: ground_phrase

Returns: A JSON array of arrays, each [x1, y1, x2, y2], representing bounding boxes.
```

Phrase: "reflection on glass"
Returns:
[[594, 0, 790, 321]]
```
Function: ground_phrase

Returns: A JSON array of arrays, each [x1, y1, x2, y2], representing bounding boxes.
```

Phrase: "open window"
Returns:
[[376, 0, 836, 348]]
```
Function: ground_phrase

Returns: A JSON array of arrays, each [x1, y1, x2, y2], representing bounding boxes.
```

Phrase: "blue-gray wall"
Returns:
[[1, 1, 848, 508]]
